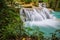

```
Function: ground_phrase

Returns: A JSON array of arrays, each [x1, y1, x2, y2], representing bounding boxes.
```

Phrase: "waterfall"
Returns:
[[20, 7, 60, 28], [20, 5, 60, 28], [20, 4, 60, 37], [32, 8, 44, 21], [20, 7, 55, 22]]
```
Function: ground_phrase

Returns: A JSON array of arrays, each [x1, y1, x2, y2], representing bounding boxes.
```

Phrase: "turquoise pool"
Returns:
[[24, 11, 60, 37], [52, 11, 60, 18]]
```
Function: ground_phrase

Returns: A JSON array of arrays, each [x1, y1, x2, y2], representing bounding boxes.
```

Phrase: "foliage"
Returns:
[[32, 0, 38, 2], [48, 0, 60, 11], [0, 0, 23, 40], [43, 0, 48, 2], [21, 26, 44, 40], [50, 29, 60, 40], [1, 9, 22, 39], [24, 0, 32, 4]]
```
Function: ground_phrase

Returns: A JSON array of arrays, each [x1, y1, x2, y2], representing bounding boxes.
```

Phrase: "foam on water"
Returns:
[[24, 19, 60, 29], [20, 4, 60, 37]]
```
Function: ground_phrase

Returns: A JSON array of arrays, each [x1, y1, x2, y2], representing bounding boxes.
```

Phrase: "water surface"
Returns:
[[24, 11, 60, 37]]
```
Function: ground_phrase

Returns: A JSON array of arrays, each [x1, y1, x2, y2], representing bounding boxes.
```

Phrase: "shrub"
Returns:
[[21, 26, 44, 40], [0, 7, 23, 40]]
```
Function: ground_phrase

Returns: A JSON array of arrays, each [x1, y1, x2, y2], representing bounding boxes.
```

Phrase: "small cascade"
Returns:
[[20, 7, 55, 22], [42, 8, 52, 19], [35, 8, 48, 19], [20, 3, 60, 37], [32, 9, 44, 21], [20, 2, 55, 22]]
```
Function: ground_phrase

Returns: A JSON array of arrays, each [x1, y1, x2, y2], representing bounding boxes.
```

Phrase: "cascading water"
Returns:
[[20, 7, 55, 22], [20, 5, 60, 37]]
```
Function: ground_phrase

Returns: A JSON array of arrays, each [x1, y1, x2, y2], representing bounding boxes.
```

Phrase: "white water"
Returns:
[[20, 5, 60, 29], [20, 7, 60, 28], [20, 4, 60, 37], [24, 19, 60, 28], [20, 8, 55, 21]]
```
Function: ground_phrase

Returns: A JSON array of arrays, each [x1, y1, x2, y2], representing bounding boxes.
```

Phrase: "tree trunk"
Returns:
[[55, 0, 60, 10]]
